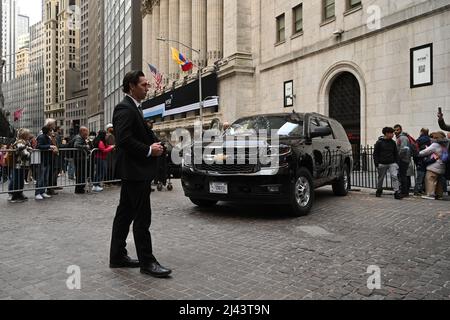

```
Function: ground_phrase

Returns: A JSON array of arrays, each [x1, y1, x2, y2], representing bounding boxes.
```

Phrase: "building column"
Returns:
[[191, 0, 207, 70], [159, 0, 169, 85], [168, 0, 179, 81], [179, 0, 192, 73], [207, 0, 223, 66], [151, 1, 160, 71], [220, 0, 255, 122], [142, 10, 152, 72]]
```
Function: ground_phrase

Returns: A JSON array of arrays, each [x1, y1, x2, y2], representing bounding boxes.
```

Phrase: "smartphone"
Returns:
[[438, 107, 443, 114]]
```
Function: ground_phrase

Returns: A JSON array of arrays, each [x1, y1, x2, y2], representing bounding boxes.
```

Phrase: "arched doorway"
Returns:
[[329, 72, 361, 169]]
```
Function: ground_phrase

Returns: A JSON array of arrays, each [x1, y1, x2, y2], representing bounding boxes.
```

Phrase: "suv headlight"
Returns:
[[260, 145, 292, 168]]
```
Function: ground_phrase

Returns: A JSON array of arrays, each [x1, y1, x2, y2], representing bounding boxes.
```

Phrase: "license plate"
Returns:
[[210, 182, 228, 194]]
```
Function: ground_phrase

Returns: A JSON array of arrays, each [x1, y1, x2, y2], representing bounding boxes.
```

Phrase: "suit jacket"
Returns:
[[113, 95, 158, 181]]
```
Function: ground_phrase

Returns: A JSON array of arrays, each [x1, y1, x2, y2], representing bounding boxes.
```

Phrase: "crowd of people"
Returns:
[[374, 111, 450, 200], [0, 119, 117, 203]]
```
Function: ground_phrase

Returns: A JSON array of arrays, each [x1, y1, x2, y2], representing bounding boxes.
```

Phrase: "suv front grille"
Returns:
[[195, 163, 258, 174]]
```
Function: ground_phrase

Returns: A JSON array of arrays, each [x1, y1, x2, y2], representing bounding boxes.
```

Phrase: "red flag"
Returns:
[[14, 109, 24, 122]]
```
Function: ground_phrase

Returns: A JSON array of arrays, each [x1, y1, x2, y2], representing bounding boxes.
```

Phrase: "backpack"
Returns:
[[406, 134, 420, 158]]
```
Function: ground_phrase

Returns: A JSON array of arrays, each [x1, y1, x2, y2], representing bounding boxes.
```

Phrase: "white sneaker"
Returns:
[[42, 193, 52, 199], [92, 186, 103, 192], [35, 195, 44, 201]]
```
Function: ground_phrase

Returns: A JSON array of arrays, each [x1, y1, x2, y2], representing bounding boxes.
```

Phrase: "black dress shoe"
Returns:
[[109, 256, 140, 269], [140, 262, 172, 278]]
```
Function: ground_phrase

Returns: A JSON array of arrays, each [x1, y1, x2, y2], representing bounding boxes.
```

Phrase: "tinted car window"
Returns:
[[228, 116, 304, 138], [319, 119, 334, 139], [330, 120, 349, 141], [310, 118, 333, 140]]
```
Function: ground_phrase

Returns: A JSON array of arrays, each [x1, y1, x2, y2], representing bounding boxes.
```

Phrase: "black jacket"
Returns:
[[113, 96, 158, 181], [36, 133, 53, 166], [439, 118, 450, 132], [373, 137, 399, 166]]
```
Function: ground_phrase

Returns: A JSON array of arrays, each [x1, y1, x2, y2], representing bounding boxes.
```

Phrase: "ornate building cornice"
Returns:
[[142, 0, 160, 16]]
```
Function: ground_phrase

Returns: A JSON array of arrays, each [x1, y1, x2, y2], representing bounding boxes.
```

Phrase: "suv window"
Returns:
[[318, 119, 334, 139], [310, 117, 334, 140], [330, 120, 348, 141], [229, 116, 304, 138]]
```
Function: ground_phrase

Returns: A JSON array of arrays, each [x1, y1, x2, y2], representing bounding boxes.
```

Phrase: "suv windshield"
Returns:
[[227, 116, 304, 137]]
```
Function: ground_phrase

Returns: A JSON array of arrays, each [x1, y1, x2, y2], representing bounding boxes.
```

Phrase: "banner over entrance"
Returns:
[[142, 73, 219, 120]]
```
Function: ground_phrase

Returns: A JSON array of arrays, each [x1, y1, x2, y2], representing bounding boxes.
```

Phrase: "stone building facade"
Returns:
[[142, 0, 450, 146]]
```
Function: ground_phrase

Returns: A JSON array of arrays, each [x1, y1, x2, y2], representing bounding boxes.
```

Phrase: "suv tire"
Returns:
[[332, 165, 350, 196], [290, 168, 314, 217], [190, 198, 218, 208]]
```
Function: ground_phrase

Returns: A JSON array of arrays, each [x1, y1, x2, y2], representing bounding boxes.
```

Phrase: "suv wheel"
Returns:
[[290, 168, 314, 217], [333, 165, 350, 196], [189, 198, 218, 208]]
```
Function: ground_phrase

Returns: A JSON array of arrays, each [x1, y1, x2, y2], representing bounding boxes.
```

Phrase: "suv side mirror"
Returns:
[[310, 127, 332, 139]]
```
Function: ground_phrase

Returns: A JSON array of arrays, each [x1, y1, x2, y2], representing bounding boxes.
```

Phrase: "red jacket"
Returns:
[[95, 141, 114, 160]]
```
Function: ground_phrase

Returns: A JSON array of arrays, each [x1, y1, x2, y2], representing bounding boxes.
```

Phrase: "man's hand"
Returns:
[[151, 143, 164, 157]]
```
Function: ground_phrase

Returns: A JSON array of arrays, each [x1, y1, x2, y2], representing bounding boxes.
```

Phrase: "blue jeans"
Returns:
[[9, 168, 24, 197], [35, 164, 50, 196], [414, 169, 426, 194], [67, 159, 75, 179], [94, 159, 107, 187]]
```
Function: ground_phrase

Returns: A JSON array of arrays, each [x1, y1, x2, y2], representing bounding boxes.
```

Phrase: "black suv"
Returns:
[[181, 113, 353, 216]]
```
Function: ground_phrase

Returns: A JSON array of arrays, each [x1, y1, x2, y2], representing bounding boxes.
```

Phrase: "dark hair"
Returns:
[[122, 70, 145, 94], [394, 124, 403, 130], [42, 126, 50, 135], [93, 130, 107, 148], [420, 128, 429, 136], [382, 127, 395, 135]]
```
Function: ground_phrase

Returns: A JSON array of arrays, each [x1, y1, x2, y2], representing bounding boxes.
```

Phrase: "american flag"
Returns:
[[147, 63, 163, 92]]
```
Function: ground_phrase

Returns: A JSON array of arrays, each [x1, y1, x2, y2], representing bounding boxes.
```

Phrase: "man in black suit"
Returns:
[[109, 70, 172, 278]]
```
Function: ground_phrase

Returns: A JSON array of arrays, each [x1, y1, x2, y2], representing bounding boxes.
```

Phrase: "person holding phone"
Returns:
[[438, 107, 450, 131]]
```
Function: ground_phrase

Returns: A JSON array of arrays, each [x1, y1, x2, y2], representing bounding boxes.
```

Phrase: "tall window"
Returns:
[[347, 0, 362, 10], [323, 0, 335, 21], [293, 4, 303, 34], [276, 14, 286, 43]]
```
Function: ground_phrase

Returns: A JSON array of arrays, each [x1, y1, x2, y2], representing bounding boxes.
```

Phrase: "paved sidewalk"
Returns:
[[0, 182, 449, 300]]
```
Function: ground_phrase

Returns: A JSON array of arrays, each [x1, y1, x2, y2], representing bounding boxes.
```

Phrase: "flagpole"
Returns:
[[157, 37, 204, 130]]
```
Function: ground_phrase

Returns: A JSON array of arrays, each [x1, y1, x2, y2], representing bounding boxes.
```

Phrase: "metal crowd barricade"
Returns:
[[87, 148, 120, 191], [1, 144, 447, 196], [0, 147, 95, 195], [351, 146, 420, 190]]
